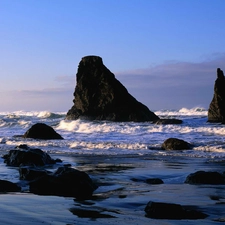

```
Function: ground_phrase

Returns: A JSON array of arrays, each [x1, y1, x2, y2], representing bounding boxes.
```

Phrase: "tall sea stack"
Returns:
[[208, 68, 225, 123], [66, 56, 159, 122]]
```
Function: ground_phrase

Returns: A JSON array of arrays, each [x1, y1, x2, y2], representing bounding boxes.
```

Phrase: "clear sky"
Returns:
[[1, 0, 225, 112]]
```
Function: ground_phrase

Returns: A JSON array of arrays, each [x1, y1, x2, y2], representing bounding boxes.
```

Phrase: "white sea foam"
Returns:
[[0, 107, 225, 158], [155, 107, 208, 117]]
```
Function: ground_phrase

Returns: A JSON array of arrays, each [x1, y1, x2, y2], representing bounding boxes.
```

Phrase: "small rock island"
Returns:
[[208, 68, 225, 123], [66, 56, 159, 122]]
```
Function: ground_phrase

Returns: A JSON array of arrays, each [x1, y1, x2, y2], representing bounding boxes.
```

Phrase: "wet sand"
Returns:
[[0, 153, 225, 224]]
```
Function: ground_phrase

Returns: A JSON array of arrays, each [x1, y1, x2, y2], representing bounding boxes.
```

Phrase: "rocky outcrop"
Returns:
[[66, 56, 159, 122], [185, 171, 225, 184], [3, 145, 60, 167], [161, 138, 192, 150], [23, 123, 63, 140], [29, 166, 98, 198], [208, 68, 225, 123], [145, 201, 208, 219]]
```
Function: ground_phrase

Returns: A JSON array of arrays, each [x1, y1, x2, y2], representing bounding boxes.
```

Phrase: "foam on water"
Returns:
[[0, 108, 225, 159], [155, 107, 208, 117]]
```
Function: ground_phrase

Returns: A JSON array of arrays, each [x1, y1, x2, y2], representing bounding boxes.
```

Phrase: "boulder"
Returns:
[[185, 171, 225, 184], [162, 138, 192, 150], [146, 178, 164, 185], [208, 68, 225, 123], [29, 166, 98, 198], [154, 119, 182, 125], [145, 201, 207, 219], [23, 123, 63, 140], [66, 56, 159, 122], [0, 180, 21, 192], [3, 145, 58, 167], [19, 167, 50, 181]]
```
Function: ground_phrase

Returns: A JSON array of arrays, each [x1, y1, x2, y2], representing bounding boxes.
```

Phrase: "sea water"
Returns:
[[0, 107, 225, 224], [0, 107, 224, 158]]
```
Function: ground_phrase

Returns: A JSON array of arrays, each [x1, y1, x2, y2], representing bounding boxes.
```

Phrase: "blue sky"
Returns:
[[1, 0, 225, 112]]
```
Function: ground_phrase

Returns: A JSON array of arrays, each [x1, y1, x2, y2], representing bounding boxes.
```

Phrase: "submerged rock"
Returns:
[[23, 123, 63, 140], [29, 166, 98, 198], [161, 138, 192, 150], [185, 171, 225, 184], [145, 201, 208, 219], [3, 145, 58, 167], [208, 68, 225, 123], [146, 178, 164, 185], [66, 56, 159, 122]]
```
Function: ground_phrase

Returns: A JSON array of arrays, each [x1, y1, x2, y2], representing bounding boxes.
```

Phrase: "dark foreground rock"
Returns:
[[208, 68, 225, 123], [23, 123, 63, 140], [154, 119, 183, 125], [185, 171, 225, 184], [66, 56, 159, 122], [146, 178, 164, 184], [0, 180, 21, 192], [145, 201, 208, 219], [162, 138, 192, 150], [29, 166, 98, 198], [3, 145, 59, 167], [19, 167, 50, 181]]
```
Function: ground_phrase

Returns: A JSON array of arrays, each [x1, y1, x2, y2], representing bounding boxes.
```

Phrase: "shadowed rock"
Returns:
[[29, 166, 98, 198], [66, 56, 159, 122], [162, 138, 192, 150], [23, 123, 63, 140], [2, 145, 59, 167], [154, 118, 182, 125], [208, 68, 225, 123], [19, 167, 50, 181], [145, 201, 208, 219], [0, 180, 21, 192], [185, 171, 225, 184]]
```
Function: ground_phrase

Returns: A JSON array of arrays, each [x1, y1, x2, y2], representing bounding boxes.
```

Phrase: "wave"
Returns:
[[155, 107, 208, 117], [0, 111, 66, 120], [37, 111, 66, 119]]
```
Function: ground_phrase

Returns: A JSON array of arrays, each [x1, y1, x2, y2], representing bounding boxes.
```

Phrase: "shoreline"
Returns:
[[0, 153, 224, 224]]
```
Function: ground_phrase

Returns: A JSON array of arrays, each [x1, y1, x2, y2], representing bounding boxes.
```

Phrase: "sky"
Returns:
[[1, 0, 225, 112]]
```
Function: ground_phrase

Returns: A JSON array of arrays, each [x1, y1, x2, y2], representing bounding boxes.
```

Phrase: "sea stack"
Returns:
[[208, 68, 225, 123], [66, 56, 159, 122]]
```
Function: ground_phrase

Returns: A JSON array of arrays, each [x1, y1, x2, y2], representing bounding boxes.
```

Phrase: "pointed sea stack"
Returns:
[[208, 68, 225, 123], [66, 56, 159, 122]]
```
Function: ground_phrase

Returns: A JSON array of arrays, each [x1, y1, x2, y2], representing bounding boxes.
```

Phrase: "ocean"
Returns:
[[0, 107, 224, 224]]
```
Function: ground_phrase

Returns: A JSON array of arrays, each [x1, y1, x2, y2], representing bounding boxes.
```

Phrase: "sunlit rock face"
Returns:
[[208, 68, 225, 123], [66, 56, 159, 122]]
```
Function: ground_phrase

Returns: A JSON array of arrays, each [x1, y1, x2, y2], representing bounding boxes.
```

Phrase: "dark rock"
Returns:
[[3, 146, 57, 167], [162, 138, 192, 150], [145, 201, 208, 219], [154, 119, 183, 124], [208, 68, 225, 123], [69, 208, 116, 219], [29, 166, 98, 198], [19, 167, 50, 181], [66, 56, 159, 122], [0, 179, 21, 192], [146, 178, 164, 184], [23, 123, 63, 140], [185, 171, 225, 184]]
